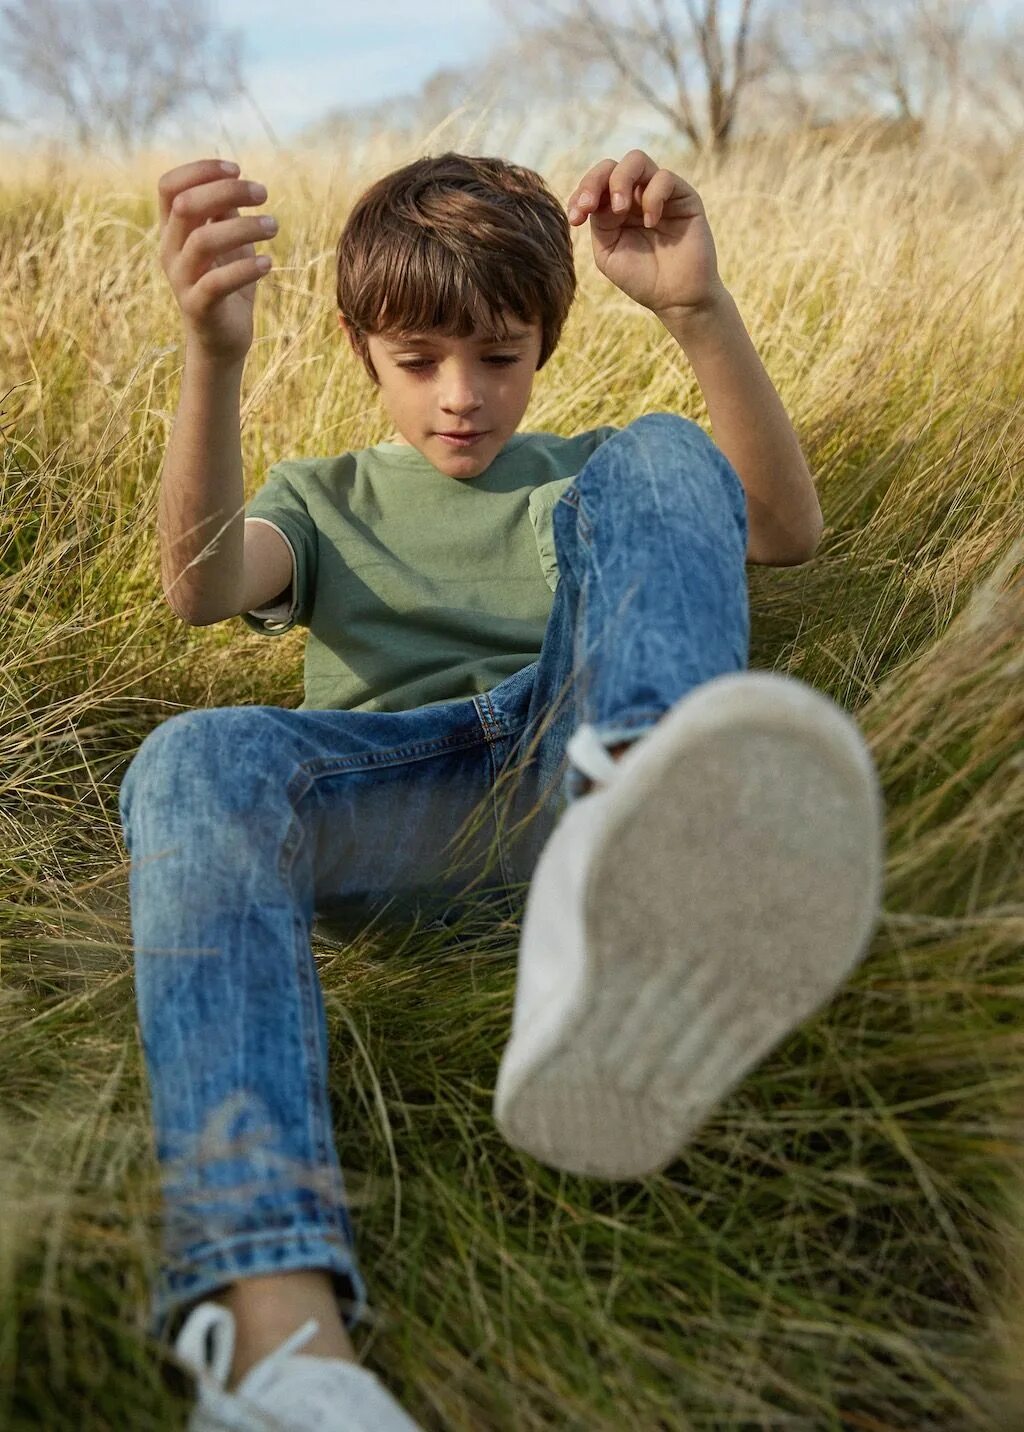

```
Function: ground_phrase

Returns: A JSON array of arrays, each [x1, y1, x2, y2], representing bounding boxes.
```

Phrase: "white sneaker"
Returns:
[[174, 1301, 425, 1432], [493, 670, 886, 1180]]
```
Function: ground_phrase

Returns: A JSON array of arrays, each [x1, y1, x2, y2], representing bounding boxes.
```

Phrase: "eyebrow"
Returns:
[[385, 328, 533, 348]]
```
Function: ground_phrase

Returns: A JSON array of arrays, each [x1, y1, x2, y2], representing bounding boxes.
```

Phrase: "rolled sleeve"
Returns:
[[238, 464, 318, 636]]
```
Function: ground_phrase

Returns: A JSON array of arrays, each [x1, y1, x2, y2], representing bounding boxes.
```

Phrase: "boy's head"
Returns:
[[335, 150, 576, 476]]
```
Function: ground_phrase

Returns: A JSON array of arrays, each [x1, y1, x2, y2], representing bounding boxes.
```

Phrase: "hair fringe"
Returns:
[[336, 150, 576, 385]]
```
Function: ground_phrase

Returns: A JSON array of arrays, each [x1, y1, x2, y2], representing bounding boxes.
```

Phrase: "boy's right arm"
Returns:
[[159, 346, 246, 624], [156, 157, 285, 626]]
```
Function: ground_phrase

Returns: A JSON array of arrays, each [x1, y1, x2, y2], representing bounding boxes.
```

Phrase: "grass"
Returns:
[[1, 118, 1023, 1428]]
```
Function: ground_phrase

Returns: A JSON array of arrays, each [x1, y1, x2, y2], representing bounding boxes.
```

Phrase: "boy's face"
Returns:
[[339, 313, 544, 478]]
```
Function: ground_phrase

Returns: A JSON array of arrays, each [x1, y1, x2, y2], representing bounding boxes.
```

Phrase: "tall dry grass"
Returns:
[[1, 117, 1022, 1428]]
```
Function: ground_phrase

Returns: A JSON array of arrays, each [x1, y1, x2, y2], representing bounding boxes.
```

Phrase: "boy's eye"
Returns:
[[397, 356, 520, 371]]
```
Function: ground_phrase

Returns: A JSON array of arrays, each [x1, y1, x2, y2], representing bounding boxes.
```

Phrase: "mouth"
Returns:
[[436, 431, 488, 446]]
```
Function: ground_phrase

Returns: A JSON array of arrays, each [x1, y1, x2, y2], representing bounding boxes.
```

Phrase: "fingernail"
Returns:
[[612, 193, 626, 211], [220, 161, 239, 174]]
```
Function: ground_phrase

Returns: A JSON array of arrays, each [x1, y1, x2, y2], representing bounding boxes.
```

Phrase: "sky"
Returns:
[[209, 0, 508, 142], [1, 0, 1017, 156], [1, 0, 516, 149]]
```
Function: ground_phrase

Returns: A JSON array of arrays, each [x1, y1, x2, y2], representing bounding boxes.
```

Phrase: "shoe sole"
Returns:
[[493, 671, 886, 1180]]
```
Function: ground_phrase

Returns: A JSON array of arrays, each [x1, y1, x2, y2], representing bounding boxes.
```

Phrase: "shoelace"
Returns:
[[565, 723, 623, 789], [239, 1318, 321, 1398], [177, 1304, 321, 1428]]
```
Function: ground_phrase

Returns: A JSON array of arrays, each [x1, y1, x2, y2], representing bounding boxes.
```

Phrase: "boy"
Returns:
[[122, 148, 884, 1430]]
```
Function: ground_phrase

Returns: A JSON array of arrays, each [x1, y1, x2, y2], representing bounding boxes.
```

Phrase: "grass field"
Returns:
[[1, 120, 1023, 1428]]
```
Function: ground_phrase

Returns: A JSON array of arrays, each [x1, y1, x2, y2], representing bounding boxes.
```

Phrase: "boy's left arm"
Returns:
[[658, 288, 825, 567], [568, 150, 825, 567]]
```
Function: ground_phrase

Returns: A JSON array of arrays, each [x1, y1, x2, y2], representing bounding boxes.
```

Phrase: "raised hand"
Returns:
[[566, 149, 725, 323], [157, 158, 277, 362]]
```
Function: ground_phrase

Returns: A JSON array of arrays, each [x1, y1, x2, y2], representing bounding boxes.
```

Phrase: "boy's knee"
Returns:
[[624, 411, 701, 442], [614, 411, 735, 483], [617, 411, 747, 516]]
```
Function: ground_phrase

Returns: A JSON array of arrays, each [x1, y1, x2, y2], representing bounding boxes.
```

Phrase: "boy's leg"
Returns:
[[493, 413, 884, 1177], [499, 412, 751, 877], [118, 699, 502, 1374]]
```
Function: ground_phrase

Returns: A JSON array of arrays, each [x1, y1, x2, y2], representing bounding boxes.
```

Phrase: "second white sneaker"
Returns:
[[174, 1300, 425, 1432], [493, 670, 886, 1180]]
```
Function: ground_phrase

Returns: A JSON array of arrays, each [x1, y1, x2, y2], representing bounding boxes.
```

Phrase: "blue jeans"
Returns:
[[117, 412, 750, 1342]]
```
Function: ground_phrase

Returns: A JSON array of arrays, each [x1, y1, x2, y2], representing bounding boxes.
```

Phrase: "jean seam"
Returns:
[[292, 907, 336, 1188], [273, 768, 356, 1240], [489, 721, 532, 891], [297, 729, 484, 782]]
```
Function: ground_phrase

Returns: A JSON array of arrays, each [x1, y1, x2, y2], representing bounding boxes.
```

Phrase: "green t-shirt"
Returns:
[[240, 426, 620, 713]]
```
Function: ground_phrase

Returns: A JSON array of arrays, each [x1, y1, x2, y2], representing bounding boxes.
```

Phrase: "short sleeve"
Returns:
[[528, 478, 574, 592], [238, 463, 318, 636]]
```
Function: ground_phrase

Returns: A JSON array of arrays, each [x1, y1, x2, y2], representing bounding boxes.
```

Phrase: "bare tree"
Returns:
[[786, 0, 991, 140], [0, 0, 246, 154], [486, 0, 789, 160], [961, 8, 1024, 144]]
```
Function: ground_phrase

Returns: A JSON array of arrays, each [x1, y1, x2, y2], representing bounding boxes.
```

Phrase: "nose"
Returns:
[[439, 365, 486, 415], [441, 390, 483, 417]]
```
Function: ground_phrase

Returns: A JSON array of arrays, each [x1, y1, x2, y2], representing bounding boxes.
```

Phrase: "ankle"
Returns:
[[212, 1270, 357, 1388]]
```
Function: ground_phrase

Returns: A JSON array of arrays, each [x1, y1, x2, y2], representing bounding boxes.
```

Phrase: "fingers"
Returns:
[[604, 151, 658, 212], [631, 169, 680, 227], [182, 255, 270, 328], [567, 150, 671, 225], [158, 158, 240, 231], [158, 158, 268, 257], [567, 157, 617, 223], [179, 213, 276, 285], [157, 159, 235, 223]]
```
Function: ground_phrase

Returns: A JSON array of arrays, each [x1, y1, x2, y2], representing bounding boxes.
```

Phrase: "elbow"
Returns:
[[164, 591, 192, 623], [164, 590, 206, 626], [747, 494, 824, 566], [807, 520, 826, 561], [773, 525, 824, 567], [786, 479, 825, 564], [791, 516, 825, 565], [794, 536, 823, 566]]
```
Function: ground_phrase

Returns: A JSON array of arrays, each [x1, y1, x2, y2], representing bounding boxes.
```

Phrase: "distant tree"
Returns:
[[961, 8, 1024, 144], [786, 0, 991, 140], [486, 0, 788, 160], [0, 0, 246, 153]]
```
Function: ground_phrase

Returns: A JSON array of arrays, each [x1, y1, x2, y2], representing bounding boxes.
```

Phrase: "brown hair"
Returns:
[[336, 150, 576, 387]]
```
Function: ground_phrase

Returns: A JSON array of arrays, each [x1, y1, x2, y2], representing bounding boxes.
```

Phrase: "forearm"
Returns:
[[659, 286, 824, 564], [158, 345, 247, 624]]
